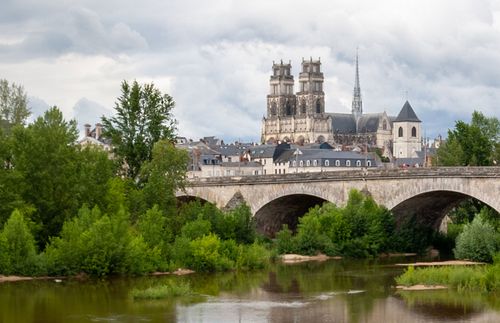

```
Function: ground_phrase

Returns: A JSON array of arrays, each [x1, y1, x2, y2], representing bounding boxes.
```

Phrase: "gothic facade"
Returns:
[[261, 56, 422, 158]]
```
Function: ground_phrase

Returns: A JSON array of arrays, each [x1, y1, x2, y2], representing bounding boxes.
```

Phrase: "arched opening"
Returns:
[[391, 190, 498, 230], [286, 102, 293, 116], [270, 102, 277, 116], [315, 99, 321, 113], [296, 135, 305, 145], [300, 100, 306, 114], [254, 194, 328, 237], [398, 127, 403, 137], [411, 126, 417, 137], [266, 137, 276, 144], [316, 135, 325, 143]]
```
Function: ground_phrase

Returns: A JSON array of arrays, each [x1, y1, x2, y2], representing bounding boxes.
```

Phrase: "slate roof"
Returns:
[[249, 145, 276, 158], [328, 113, 357, 133], [395, 101, 421, 122], [357, 113, 383, 133]]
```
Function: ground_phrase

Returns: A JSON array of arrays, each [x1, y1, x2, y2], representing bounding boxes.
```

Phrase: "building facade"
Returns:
[[261, 55, 422, 158]]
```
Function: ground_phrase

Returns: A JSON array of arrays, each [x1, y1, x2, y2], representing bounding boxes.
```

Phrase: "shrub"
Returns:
[[454, 215, 500, 263], [130, 280, 192, 299], [188, 234, 233, 272], [0, 210, 39, 275], [180, 217, 212, 240], [275, 225, 297, 254], [236, 243, 270, 270]]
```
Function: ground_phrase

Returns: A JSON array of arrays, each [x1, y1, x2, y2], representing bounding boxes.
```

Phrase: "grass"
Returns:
[[130, 280, 192, 300], [396, 263, 500, 293]]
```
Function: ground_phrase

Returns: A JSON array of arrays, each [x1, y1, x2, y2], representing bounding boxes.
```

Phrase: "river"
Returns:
[[1, 257, 499, 323]]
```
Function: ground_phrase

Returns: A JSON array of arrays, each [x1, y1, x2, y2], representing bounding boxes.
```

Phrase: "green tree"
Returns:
[[436, 111, 499, 166], [0, 210, 38, 275], [102, 81, 177, 180], [11, 107, 80, 245], [454, 213, 500, 263], [0, 79, 30, 132], [140, 139, 189, 214]]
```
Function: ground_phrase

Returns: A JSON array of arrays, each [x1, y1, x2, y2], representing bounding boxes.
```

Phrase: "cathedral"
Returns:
[[261, 56, 422, 158]]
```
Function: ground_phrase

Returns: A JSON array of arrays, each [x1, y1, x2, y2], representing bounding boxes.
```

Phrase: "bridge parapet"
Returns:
[[187, 167, 500, 187]]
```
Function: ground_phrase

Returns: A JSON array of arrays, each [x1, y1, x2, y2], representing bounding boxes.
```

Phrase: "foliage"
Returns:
[[44, 205, 158, 277], [0, 210, 39, 275], [396, 257, 500, 293], [274, 189, 397, 257], [0, 79, 30, 131], [392, 214, 434, 254], [10, 107, 88, 245], [140, 139, 189, 214], [101, 80, 177, 180], [454, 213, 500, 263], [130, 280, 192, 299], [186, 234, 233, 272], [436, 111, 499, 166]]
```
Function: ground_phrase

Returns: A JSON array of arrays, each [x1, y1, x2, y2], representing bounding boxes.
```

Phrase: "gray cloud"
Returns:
[[2, 0, 500, 142]]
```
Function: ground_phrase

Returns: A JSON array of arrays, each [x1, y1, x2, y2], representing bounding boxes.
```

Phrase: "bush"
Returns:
[[236, 243, 270, 270], [130, 280, 192, 299], [187, 234, 233, 272], [181, 217, 211, 240], [0, 210, 39, 275], [454, 215, 500, 263], [275, 225, 297, 254]]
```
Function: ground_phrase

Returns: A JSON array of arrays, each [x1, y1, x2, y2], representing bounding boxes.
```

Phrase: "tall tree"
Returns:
[[0, 79, 30, 132], [436, 111, 499, 166], [140, 139, 189, 215], [102, 81, 177, 180], [11, 107, 80, 245]]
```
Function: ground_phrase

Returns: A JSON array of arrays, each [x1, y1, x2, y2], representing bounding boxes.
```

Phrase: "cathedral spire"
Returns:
[[352, 49, 363, 119]]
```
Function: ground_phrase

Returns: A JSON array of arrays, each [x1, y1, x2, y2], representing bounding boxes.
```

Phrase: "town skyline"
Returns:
[[2, 0, 500, 142]]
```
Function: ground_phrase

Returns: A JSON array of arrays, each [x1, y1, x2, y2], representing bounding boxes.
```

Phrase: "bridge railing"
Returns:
[[186, 166, 500, 186]]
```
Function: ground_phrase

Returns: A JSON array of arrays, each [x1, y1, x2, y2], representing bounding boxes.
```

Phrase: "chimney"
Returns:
[[84, 124, 91, 137], [95, 123, 102, 140]]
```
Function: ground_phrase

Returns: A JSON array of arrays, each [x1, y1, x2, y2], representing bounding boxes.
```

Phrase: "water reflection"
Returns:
[[1, 259, 500, 322]]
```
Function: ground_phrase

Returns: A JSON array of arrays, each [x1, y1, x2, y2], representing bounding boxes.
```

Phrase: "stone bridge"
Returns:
[[177, 167, 500, 236]]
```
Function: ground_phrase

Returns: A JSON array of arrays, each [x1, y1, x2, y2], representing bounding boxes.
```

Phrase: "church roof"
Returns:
[[328, 113, 357, 133], [357, 113, 383, 133], [395, 101, 421, 122]]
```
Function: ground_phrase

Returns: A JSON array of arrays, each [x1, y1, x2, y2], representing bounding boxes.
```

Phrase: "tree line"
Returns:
[[0, 78, 498, 277]]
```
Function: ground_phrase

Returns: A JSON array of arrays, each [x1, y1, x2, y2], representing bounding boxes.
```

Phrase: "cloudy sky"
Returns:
[[1, 0, 500, 142]]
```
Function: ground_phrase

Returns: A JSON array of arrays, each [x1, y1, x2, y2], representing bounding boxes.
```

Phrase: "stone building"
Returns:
[[261, 55, 422, 158]]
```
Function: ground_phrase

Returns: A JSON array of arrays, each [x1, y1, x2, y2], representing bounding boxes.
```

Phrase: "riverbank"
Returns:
[[395, 260, 500, 293]]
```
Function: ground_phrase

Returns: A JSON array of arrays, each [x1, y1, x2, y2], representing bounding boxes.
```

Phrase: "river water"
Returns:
[[1, 258, 499, 323]]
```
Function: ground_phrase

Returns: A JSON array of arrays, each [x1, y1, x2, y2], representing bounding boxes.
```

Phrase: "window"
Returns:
[[356, 160, 361, 167], [292, 160, 297, 167], [301, 101, 306, 114], [313, 160, 317, 166], [398, 127, 403, 137], [316, 99, 321, 113], [325, 160, 330, 166], [271, 102, 277, 116], [346, 160, 351, 167], [299, 160, 304, 167], [275, 169, 277, 174], [306, 160, 310, 166], [367, 160, 372, 167], [286, 102, 293, 115], [335, 160, 340, 166], [383, 120, 387, 130], [411, 126, 417, 137]]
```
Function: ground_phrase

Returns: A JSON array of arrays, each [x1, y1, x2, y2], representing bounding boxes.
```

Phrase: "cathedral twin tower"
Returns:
[[266, 58, 326, 119], [261, 54, 422, 159]]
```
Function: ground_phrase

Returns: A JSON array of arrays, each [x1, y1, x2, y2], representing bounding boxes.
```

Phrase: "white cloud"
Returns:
[[1, 0, 500, 141]]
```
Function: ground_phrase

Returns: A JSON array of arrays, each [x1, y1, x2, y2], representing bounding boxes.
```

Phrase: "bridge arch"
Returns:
[[387, 187, 499, 229], [254, 192, 330, 237]]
